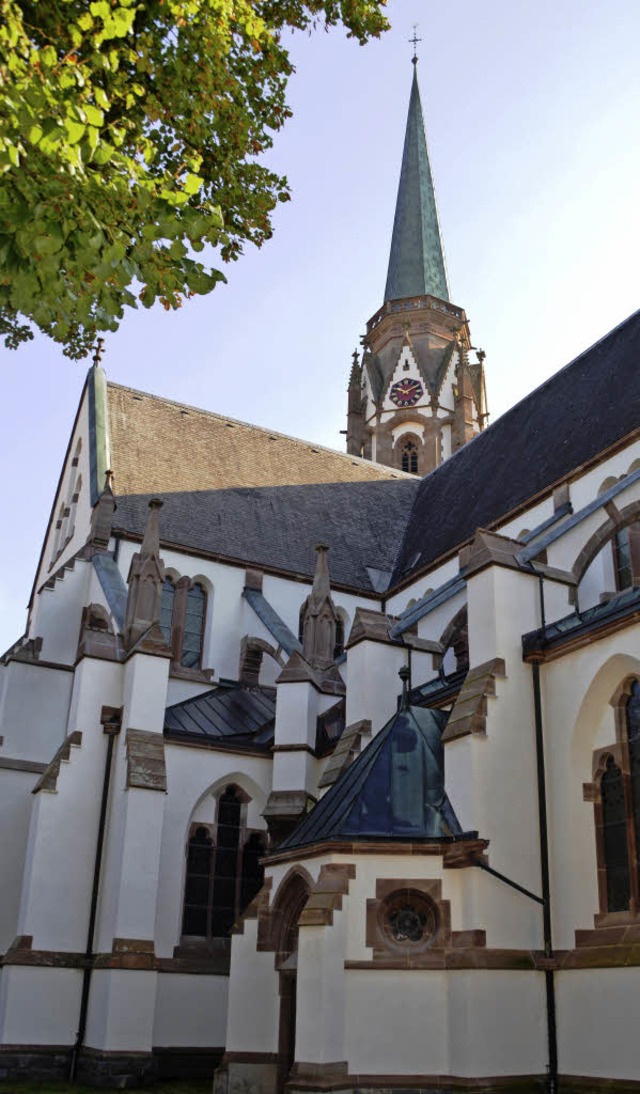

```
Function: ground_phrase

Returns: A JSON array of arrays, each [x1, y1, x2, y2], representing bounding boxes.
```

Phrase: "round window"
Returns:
[[381, 890, 438, 950]]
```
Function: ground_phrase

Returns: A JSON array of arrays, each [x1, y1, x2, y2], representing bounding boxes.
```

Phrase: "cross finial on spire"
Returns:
[[410, 25, 421, 65], [92, 337, 105, 368]]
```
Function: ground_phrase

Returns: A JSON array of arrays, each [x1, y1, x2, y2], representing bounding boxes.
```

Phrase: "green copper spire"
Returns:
[[384, 64, 449, 303]]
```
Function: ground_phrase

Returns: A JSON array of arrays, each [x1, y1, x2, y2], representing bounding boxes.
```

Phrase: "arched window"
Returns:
[[594, 681, 640, 913], [181, 582, 206, 668], [613, 524, 640, 590], [160, 577, 176, 647], [401, 438, 419, 474], [182, 787, 266, 940], [601, 757, 631, 912], [333, 614, 346, 660]]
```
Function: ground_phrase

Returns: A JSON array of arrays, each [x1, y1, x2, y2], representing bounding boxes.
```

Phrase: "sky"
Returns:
[[1, 0, 640, 651]]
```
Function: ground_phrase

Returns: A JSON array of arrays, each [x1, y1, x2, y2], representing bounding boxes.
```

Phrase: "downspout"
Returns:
[[68, 707, 121, 1082], [531, 656, 558, 1094]]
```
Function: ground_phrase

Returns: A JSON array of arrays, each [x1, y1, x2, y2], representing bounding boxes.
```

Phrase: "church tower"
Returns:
[[346, 55, 488, 475]]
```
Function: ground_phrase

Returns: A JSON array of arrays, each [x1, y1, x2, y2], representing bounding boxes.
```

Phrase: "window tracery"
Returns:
[[159, 574, 208, 672], [588, 680, 640, 915], [182, 786, 266, 940]]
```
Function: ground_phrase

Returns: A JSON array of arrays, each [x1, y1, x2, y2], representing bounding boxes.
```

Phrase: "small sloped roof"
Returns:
[[164, 684, 275, 749], [107, 382, 411, 496], [278, 704, 463, 850], [392, 309, 640, 584], [113, 479, 419, 592]]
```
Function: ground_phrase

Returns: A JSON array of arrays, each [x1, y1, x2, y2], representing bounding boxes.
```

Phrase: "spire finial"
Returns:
[[92, 337, 105, 368], [410, 25, 421, 65]]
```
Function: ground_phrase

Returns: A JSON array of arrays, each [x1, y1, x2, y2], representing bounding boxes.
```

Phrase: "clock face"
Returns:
[[389, 378, 424, 407]]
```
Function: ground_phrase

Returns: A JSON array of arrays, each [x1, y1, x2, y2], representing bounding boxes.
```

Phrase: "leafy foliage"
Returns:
[[0, 0, 388, 358]]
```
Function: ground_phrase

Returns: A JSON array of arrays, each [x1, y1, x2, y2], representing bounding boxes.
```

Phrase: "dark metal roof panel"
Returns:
[[164, 685, 275, 745], [392, 309, 640, 584]]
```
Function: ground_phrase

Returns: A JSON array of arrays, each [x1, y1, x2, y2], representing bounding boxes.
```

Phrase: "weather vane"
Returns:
[[410, 25, 421, 65]]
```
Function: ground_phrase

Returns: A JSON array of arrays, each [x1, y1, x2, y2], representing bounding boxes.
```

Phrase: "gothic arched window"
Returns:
[[613, 524, 640, 591], [401, 438, 419, 475], [593, 681, 640, 914], [181, 582, 206, 668], [160, 577, 176, 646], [182, 787, 266, 940]]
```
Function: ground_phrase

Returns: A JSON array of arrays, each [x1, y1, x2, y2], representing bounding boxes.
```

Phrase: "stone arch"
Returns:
[[573, 499, 640, 588], [239, 635, 285, 685], [439, 604, 469, 674], [569, 653, 640, 771]]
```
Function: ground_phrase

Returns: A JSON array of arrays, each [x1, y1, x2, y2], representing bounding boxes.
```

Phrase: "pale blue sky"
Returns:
[[1, 0, 639, 650]]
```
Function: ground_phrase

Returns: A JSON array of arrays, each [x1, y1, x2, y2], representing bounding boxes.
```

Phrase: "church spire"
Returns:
[[384, 63, 449, 304]]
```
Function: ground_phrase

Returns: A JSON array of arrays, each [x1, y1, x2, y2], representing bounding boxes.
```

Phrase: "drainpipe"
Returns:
[[68, 707, 121, 1082], [530, 657, 558, 1094]]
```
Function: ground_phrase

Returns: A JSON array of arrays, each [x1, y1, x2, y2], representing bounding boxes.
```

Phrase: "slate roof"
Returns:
[[278, 704, 464, 851], [106, 382, 411, 496], [392, 309, 640, 584], [164, 684, 275, 749], [384, 66, 449, 304], [113, 479, 419, 592]]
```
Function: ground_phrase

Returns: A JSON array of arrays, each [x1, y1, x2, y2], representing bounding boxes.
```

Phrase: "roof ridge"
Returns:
[[106, 380, 415, 479]]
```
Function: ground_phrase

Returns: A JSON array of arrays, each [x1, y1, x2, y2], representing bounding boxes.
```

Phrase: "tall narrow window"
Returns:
[[596, 680, 640, 913], [401, 439, 419, 474], [182, 826, 213, 936], [182, 582, 206, 667], [614, 529, 633, 590], [160, 577, 176, 647], [181, 787, 266, 940], [601, 757, 631, 912], [333, 615, 345, 660]]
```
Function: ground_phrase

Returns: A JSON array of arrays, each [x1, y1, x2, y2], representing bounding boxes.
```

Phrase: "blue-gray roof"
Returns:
[[384, 66, 449, 304], [164, 684, 275, 750], [114, 479, 419, 593], [278, 703, 464, 850]]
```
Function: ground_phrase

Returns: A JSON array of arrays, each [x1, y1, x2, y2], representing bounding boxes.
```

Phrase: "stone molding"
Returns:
[[32, 731, 82, 794], [298, 863, 356, 927], [266, 837, 489, 868], [442, 659, 506, 743], [346, 607, 400, 649], [318, 719, 372, 789], [125, 728, 167, 791]]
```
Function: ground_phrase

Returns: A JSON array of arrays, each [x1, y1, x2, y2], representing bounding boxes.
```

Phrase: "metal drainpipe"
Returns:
[[531, 656, 558, 1094], [68, 708, 121, 1083]]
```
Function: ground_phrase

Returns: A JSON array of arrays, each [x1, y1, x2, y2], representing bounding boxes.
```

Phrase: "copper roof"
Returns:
[[106, 383, 410, 495]]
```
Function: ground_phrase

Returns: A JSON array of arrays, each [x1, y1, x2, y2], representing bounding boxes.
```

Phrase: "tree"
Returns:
[[0, 0, 388, 358]]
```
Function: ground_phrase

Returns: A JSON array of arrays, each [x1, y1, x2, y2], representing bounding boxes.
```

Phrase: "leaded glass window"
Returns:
[[601, 757, 630, 912], [181, 582, 206, 668], [615, 528, 633, 591], [182, 788, 266, 940], [401, 439, 419, 474], [160, 577, 175, 646]]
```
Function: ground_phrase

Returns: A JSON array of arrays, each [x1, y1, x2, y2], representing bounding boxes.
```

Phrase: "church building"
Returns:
[[1, 57, 640, 1094]]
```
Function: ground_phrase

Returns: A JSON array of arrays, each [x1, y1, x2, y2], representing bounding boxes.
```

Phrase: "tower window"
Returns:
[[182, 787, 266, 940], [401, 439, 419, 474]]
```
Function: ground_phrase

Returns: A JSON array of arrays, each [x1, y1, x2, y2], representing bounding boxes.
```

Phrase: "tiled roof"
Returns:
[[106, 383, 411, 496], [113, 479, 419, 592], [392, 309, 640, 584]]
